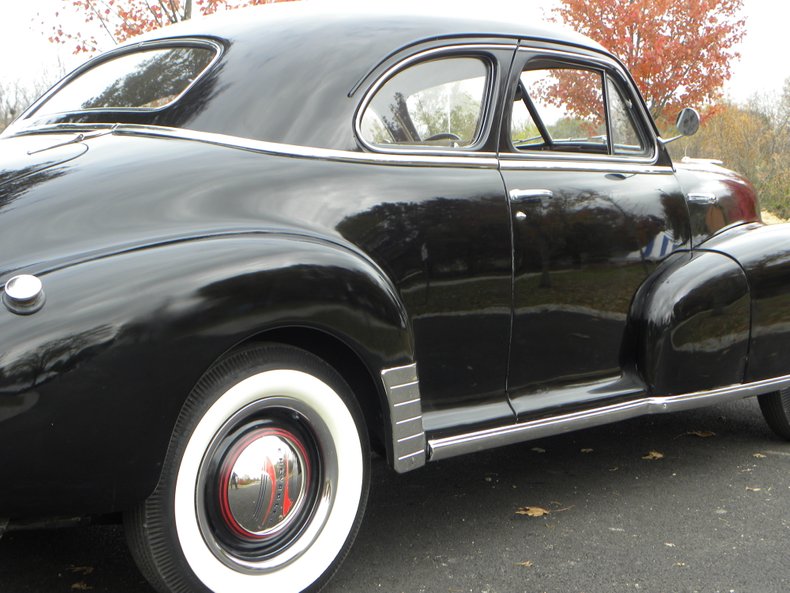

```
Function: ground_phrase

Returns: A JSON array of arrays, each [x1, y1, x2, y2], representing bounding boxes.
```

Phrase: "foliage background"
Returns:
[[673, 82, 790, 219]]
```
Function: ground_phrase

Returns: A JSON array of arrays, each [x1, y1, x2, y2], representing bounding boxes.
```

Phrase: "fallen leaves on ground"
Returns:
[[753, 453, 767, 459], [515, 501, 574, 517], [642, 450, 664, 460], [516, 506, 551, 517], [684, 430, 716, 438], [514, 560, 534, 568]]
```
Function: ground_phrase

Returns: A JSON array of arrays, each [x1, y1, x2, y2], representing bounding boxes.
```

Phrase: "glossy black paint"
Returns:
[[0, 130, 514, 512], [702, 223, 790, 382], [502, 168, 691, 412], [0, 233, 412, 515], [675, 163, 761, 245], [0, 4, 787, 522], [629, 250, 750, 395], [0, 136, 87, 182]]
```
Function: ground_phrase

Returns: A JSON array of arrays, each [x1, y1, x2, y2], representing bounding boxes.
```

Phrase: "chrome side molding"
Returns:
[[428, 373, 790, 462], [113, 125, 499, 169], [381, 363, 426, 473]]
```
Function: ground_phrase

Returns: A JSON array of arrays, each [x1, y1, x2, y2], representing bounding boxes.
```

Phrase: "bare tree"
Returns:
[[0, 82, 37, 132], [0, 62, 67, 133]]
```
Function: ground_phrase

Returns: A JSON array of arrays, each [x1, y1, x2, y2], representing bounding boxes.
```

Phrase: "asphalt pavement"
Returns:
[[1, 397, 788, 593]]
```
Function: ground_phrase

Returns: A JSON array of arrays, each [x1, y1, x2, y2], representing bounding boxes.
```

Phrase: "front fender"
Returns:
[[626, 249, 750, 396], [702, 222, 790, 382], [0, 234, 411, 517]]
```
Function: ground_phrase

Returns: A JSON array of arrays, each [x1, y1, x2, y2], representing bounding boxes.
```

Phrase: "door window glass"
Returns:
[[510, 63, 651, 158], [360, 57, 488, 149], [606, 76, 648, 156], [512, 68, 607, 154]]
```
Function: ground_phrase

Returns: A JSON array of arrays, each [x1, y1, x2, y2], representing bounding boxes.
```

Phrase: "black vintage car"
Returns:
[[1, 4, 789, 593]]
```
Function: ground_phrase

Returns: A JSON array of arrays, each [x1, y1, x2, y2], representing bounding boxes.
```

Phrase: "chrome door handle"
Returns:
[[509, 189, 554, 204], [688, 192, 718, 205]]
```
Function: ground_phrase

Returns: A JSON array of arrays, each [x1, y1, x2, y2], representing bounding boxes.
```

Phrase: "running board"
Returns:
[[428, 373, 790, 462]]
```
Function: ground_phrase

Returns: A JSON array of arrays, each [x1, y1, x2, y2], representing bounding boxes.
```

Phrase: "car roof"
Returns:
[[129, 3, 606, 56], [19, 3, 612, 150], [137, 4, 608, 148]]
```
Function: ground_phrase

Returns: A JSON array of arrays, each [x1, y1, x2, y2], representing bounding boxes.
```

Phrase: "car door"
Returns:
[[499, 44, 692, 418], [354, 44, 518, 434]]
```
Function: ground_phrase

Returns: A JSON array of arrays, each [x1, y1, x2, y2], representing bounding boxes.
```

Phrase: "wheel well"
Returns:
[[240, 327, 388, 457]]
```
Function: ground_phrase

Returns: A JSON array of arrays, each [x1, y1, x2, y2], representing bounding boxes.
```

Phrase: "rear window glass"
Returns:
[[34, 46, 216, 116]]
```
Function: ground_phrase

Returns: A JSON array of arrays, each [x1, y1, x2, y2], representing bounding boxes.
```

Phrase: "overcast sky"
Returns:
[[1, 0, 788, 104]]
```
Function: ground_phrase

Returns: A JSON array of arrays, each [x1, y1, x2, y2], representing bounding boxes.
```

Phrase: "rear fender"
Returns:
[[0, 234, 413, 516]]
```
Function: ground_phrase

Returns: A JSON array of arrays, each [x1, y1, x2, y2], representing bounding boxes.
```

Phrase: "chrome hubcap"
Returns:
[[218, 428, 309, 538], [197, 401, 331, 571]]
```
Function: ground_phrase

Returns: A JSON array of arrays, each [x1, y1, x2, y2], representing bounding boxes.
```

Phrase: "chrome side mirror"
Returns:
[[675, 107, 700, 137]]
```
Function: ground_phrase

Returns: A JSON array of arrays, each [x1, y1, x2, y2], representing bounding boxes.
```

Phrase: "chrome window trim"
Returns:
[[7, 123, 670, 174], [508, 45, 660, 166], [428, 373, 790, 462], [353, 43, 517, 158], [10, 123, 500, 169], [23, 38, 223, 122], [499, 158, 673, 175], [7, 124, 673, 174]]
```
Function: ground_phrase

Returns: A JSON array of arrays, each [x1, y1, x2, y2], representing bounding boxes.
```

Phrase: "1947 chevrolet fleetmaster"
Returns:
[[1, 4, 789, 593]]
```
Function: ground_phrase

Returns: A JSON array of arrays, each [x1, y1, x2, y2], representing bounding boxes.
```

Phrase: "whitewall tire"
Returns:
[[125, 344, 370, 593]]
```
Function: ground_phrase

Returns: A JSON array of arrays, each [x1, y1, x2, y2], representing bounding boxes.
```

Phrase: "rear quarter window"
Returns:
[[34, 45, 217, 117]]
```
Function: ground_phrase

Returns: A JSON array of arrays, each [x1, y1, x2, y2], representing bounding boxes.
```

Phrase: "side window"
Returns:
[[606, 76, 648, 156], [510, 62, 651, 158], [511, 67, 607, 154], [33, 46, 216, 117], [360, 57, 489, 149]]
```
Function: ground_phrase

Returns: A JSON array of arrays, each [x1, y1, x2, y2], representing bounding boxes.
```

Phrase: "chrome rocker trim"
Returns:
[[428, 373, 790, 462], [381, 363, 426, 473]]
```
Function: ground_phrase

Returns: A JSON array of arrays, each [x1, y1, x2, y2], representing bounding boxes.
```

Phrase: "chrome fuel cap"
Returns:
[[219, 430, 309, 538], [3, 275, 45, 315]]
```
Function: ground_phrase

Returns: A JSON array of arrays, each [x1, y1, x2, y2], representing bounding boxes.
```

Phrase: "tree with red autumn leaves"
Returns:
[[49, 0, 298, 54], [554, 0, 746, 127]]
